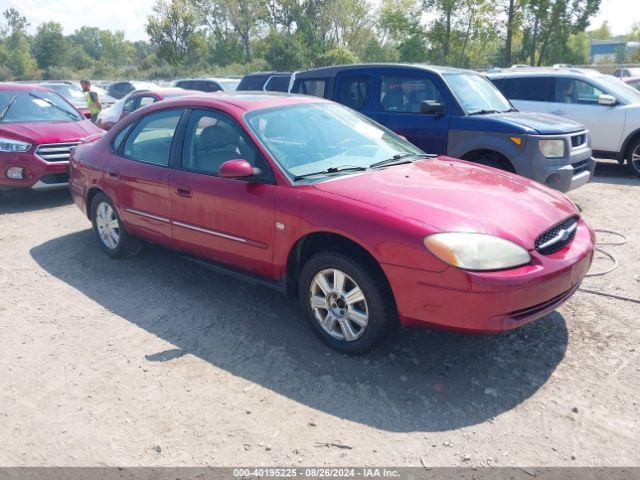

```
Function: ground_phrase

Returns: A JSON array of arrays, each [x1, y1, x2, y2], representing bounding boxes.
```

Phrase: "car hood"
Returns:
[[496, 111, 585, 135], [312, 158, 578, 250], [0, 120, 101, 144]]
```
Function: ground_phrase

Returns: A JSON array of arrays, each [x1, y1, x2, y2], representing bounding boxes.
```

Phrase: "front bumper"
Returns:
[[382, 219, 595, 332], [0, 151, 69, 190], [514, 131, 595, 193]]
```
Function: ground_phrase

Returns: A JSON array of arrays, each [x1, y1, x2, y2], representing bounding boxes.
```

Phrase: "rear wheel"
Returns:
[[626, 138, 640, 178], [90, 192, 140, 258], [298, 252, 397, 354]]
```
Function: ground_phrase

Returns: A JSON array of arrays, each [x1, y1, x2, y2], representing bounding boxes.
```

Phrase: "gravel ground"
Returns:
[[0, 161, 638, 467]]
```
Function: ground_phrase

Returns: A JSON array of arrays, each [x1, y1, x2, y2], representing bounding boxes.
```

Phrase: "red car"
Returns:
[[0, 83, 101, 190], [96, 87, 191, 131], [622, 76, 640, 91], [69, 93, 595, 354]]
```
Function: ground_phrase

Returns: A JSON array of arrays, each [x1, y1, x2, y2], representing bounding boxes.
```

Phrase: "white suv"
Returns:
[[489, 68, 640, 177]]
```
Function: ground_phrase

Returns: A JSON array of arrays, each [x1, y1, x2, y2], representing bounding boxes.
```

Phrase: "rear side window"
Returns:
[[554, 78, 605, 104], [338, 77, 371, 111], [264, 75, 291, 92], [495, 77, 553, 101], [122, 109, 183, 166], [296, 79, 326, 98], [238, 75, 269, 91], [206, 81, 222, 92], [379, 76, 442, 113], [139, 96, 157, 108]]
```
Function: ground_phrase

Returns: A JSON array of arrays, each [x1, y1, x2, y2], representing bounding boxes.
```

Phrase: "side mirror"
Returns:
[[420, 100, 446, 115], [597, 94, 616, 106], [218, 159, 255, 179]]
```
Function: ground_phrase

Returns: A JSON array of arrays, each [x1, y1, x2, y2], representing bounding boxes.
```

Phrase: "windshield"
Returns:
[[0, 90, 82, 123], [245, 102, 424, 180], [46, 84, 86, 107], [444, 73, 513, 114], [596, 76, 640, 104]]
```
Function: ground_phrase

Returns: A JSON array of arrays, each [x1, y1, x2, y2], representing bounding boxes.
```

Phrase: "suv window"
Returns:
[[181, 109, 272, 181], [206, 81, 222, 92], [123, 109, 183, 166], [338, 77, 371, 111], [264, 75, 291, 92], [554, 78, 605, 104], [296, 79, 326, 98], [379, 76, 441, 113], [237, 74, 270, 91], [495, 77, 553, 101]]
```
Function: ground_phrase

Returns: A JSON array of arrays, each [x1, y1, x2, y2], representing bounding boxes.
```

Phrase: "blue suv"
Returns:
[[290, 64, 595, 192]]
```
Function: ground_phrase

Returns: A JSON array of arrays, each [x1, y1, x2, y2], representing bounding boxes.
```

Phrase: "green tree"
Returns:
[[32, 22, 68, 70], [315, 46, 358, 67], [259, 30, 308, 70], [1, 8, 39, 79]]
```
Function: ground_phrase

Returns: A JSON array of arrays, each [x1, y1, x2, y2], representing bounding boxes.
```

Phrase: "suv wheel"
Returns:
[[90, 192, 140, 258], [298, 252, 397, 354], [627, 138, 640, 178]]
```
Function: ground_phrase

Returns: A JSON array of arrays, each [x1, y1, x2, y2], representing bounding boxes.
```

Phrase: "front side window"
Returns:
[[379, 76, 442, 113], [181, 109, 271, 181], [139, 96, 158, 108], [554, 78, 605, 104], [338, 77, 371, 111], [245, 102, 422, 180], [265, 75, 291, 92], [0, 90, 82, 123], [122, 109, 183, 166], [444, 73, 512, 114], [206, 81, 222, 92], [122, 96, 138, 113]]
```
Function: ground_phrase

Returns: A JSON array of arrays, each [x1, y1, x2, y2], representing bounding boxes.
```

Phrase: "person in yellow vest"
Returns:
[[80, 79, 102, 123]]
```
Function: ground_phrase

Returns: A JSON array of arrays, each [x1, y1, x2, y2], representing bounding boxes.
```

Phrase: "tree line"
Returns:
[[0, 1, 639, 82]]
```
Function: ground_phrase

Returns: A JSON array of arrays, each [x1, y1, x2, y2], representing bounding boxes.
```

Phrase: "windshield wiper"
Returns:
[[0, 95, 17, 122], [370, 153, 431, 169], [468, 109, 501, 115], [293, 165, 368, 181], [28, 93, 79, 120]]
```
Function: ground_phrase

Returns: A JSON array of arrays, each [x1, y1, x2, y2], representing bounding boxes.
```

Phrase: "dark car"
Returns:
[[107, 81, 155, 100], [173, 77, 240, 92], [237, 72, 292, 92], [290, 64, 595, 192]]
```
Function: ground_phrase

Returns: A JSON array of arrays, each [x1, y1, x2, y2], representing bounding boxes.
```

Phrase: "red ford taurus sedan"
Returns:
[[0, 83, 101, 190], [69, 93, 595, 354]]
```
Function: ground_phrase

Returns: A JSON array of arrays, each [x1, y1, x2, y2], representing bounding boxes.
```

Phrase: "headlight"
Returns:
[[424, 233, 531, 271], [0, 137, 31, 153], [539, 139, 565, 158]]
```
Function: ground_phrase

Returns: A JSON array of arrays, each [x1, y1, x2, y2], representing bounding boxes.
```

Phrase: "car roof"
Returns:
[[156, 91, 329, 112], [293, 63, 469, 79], [488, 67, 604, 78], [0, 82, 52, 92]]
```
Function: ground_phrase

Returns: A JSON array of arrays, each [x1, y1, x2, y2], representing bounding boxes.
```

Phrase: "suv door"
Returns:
[[109, 108, 186, 245], [169, 109, 277, 277], [366, 68, 451, 154], [549, 77, 626, 152], [334, 74, 372, 112]]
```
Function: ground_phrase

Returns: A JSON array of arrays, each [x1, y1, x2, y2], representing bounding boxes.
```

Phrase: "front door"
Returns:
[[169, 108, 277, 278], [364, 69, 451, 154]]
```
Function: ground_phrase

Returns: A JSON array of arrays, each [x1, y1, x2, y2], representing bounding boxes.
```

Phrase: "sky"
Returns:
[[0, 0, 637, 42]]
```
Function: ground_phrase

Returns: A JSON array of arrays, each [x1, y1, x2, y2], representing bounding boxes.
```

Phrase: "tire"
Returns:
[[90, 192, 140, 259], [298, 252, 397, 355], [472, 151, 515, 173], [626, 137, 640, 178]]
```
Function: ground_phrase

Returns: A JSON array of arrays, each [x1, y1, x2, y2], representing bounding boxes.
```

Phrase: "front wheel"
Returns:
[[626, 138, 640, 178], [90, 192, 140, 258], [298, 252, 397, 354]]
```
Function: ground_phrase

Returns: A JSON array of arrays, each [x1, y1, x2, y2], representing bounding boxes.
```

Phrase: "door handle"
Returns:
[[175, 185, 192, 198], [108, 170, 119, 178]]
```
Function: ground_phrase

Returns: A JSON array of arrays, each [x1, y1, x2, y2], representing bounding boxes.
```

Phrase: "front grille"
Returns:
[[572, 159, 590, 175], [571, 133, 586, 148], [535, 216, 579, 255], [35, 142, 80, 163]]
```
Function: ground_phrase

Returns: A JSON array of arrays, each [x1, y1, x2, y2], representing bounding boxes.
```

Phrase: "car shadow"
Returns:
[[591, 161, 640, 186], [0, 188, 73, 214], [30, 230, 568, 432]]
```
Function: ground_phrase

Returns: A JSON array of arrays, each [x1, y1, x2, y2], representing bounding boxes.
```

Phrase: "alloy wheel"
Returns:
[[309, 268, 369, 342], [632, 145, 640, 175], [95, 201, 120, 250]]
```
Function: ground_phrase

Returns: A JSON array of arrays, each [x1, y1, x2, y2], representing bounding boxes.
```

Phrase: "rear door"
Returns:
[[334, 73, 373, 112], [169, 108, 277, 278], [107, 108, 185, 245], [549, 77, 626, 152], [365, 68, 451, 154]]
